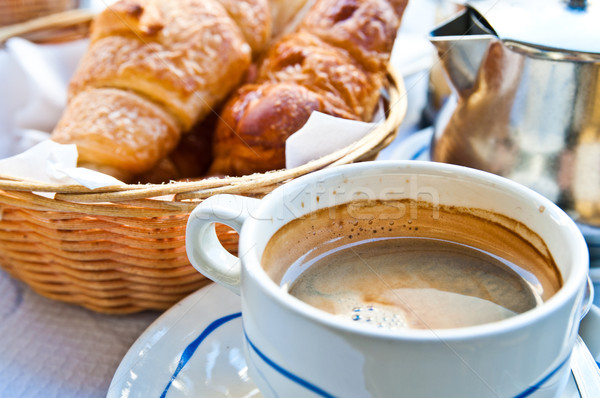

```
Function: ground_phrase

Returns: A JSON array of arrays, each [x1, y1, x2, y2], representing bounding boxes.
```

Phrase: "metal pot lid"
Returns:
[[468, 0, 600, 54]]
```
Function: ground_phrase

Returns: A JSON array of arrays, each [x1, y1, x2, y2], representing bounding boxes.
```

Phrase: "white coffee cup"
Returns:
[[185, 160, 589, 398]]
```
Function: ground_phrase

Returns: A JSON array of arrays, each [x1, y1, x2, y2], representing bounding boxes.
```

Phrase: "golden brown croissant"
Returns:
[[209, 0, 407, 177], [258, 31, 382, 121], [52, 0, 273, 182], [300, 0, 406, 73], [52, 88, 180, 182]]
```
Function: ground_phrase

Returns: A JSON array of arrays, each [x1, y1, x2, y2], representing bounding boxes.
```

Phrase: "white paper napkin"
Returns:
[[285, 112, 379, 169], [0, 140, 123, 188], [0, 37, 88, 157]]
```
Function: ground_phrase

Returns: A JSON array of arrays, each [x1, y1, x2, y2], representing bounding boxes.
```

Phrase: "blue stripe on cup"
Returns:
[[245, 327, 571, 398]]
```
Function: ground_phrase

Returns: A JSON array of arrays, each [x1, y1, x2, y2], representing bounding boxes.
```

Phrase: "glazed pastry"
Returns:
[[209, 0, 407, 176], [257, 31, 382, 121], [210, 82, 358, 176], [52, 0, 271, 181], [300, 0, 406, 73]]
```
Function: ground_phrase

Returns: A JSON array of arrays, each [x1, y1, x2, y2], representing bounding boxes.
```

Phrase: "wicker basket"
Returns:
[[0, 7, 93, 44], [0, 15, 407, 313], [0, 0, 79, 27]]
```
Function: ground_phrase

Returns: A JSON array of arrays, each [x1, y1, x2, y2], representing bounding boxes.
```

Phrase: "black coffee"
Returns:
[[262, 199, 562, 330], [287, 237, 542, 330]]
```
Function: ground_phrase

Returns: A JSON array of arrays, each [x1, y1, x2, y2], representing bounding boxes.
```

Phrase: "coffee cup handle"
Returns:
[[186, 194, 261, 295]]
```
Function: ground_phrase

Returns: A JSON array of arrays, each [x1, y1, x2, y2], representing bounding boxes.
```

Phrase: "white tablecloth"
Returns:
[[0, 269, 159, 398]]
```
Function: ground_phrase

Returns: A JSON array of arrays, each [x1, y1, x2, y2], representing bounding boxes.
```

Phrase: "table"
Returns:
[[0, 269, 159, 397]]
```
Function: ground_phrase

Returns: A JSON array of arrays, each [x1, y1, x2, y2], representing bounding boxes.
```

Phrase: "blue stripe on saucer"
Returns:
[[410, 144, 429, 160], [244, 330, 335, 398], [160, 312, 242, 398]]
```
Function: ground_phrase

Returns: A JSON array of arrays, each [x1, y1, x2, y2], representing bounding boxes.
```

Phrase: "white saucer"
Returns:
[[108, 282, 595, 398], [107, 283, 262, 398]]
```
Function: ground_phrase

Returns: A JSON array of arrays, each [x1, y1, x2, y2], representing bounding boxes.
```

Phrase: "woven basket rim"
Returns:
[[0, 7, 93, 44], [0, 66, 407, 213]]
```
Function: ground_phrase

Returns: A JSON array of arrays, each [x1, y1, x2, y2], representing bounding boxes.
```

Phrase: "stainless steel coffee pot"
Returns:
[[430, 0, 600, 226]]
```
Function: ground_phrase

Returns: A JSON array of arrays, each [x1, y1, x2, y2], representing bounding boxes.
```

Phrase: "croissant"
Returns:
[[51, 0, 272, 182], [52, 88, 180, 182], [209, 0, 407, 177]]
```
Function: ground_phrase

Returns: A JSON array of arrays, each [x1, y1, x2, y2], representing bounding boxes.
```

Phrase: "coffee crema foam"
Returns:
[[288, 237, 542, 329], [261, 200, 562, 330]]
